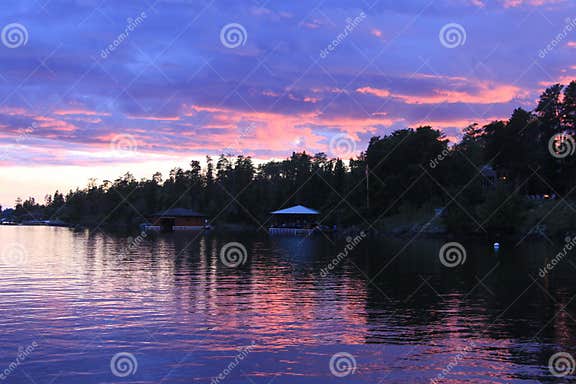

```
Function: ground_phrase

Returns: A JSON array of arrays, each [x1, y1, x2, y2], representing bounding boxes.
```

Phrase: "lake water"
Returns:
[[0, 226, 575, 383]]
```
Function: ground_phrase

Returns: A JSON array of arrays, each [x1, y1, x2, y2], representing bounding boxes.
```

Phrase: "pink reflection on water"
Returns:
[[0, 227, 567, 383]]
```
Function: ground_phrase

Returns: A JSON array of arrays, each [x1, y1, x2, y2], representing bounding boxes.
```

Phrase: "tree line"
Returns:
[[7, 81, 576, 235]]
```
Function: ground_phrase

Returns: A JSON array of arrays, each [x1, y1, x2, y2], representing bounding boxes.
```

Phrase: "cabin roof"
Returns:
[[151, 208, 206, 217], [270, 205, 319, 215]]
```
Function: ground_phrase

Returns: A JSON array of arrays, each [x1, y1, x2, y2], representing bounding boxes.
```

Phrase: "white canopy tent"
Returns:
[[269, 205, 320, 235]]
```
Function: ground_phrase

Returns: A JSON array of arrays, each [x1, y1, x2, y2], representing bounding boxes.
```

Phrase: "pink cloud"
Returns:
[[502, 0, 563, 7], [413, 117, 506, 131], [263, 90, 281, 97], [371, 29, 383, 38], [356, 87, 391, 98], [54, 109, 110, 116], [311, 87, 346, 94], [186, 105, 229, 114], [356, 81, 528, 105], [301, 19, 323, 29], [34, 116, 78, 132], [470, 0, 563, 7], [0, 107, 28, 116], [126, 115, 181, 121], [538, 75, 576, 87], [397, 84, 527, 105], [66, 116, 103, 124], [181, 104, 397, 155]]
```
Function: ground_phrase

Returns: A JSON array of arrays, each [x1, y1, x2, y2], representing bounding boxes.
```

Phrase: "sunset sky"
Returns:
[[0, 0, 575, 207]]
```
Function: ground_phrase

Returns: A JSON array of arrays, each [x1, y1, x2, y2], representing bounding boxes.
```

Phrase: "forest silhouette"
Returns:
[[8, 81, 576, 236]]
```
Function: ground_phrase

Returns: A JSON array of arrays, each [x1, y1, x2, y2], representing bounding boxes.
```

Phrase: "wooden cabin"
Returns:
[[144, 208, 209, 232], [269, 205, 320, 235]]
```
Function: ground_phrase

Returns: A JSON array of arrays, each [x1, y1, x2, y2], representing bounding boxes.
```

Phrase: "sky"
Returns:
[[0, 0, 575, 207]]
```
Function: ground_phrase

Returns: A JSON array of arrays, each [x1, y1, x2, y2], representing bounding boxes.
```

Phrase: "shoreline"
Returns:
[[0, 221, 557, 243]]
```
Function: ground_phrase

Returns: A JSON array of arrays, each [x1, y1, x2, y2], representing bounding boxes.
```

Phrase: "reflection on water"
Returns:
[[0, 226, 575, 383]]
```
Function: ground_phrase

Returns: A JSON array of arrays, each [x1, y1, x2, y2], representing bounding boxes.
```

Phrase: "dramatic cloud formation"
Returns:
[[0, 0, 574, 204]]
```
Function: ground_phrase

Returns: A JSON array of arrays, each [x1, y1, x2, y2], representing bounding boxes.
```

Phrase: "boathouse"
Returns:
[[146, 208, 208, 232], [269, 205, 320, 234]]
